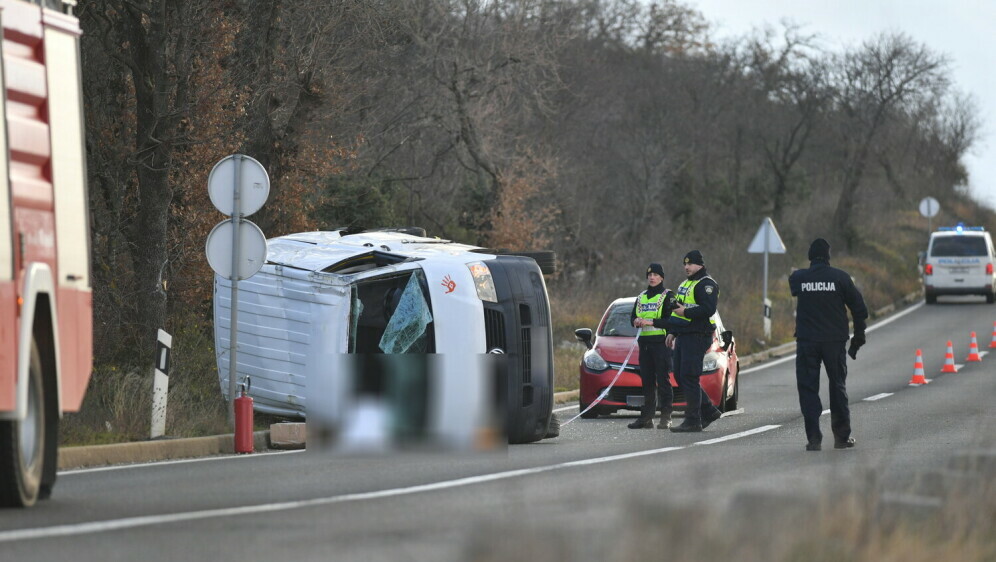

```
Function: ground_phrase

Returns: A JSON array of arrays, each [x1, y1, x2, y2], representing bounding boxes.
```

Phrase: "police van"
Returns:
[[922, 225, 996, 304]]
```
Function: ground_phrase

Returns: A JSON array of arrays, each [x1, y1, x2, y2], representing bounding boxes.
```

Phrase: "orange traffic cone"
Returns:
[[966, 332, 983, 362], [940, 341, 958, 373], [909, 349, 929, 386], [989, 321, 996, 349]]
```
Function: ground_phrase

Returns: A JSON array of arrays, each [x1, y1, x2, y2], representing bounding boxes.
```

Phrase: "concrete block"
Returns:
[[270, 422, 307, 449]]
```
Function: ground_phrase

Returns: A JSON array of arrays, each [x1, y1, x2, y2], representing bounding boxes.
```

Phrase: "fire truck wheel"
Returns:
[[0, 340, 45, 507]]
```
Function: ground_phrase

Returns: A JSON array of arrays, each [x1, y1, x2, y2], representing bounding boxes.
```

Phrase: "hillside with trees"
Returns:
[[69, 0, 994, 439]]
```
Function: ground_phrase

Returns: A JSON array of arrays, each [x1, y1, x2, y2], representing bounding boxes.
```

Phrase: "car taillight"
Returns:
[[988, 263, 994, 275], [924, 264, 933, 275]]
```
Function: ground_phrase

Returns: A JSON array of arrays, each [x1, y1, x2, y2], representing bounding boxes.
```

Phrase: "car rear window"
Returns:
[[930, 236, 989, 257], [599, 303, 640, 337]]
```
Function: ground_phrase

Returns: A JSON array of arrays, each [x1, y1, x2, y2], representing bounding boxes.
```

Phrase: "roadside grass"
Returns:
[[61, 320, 230, 445]]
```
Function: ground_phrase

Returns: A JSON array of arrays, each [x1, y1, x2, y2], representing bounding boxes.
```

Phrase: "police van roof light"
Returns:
[[937, 225, 985, 233]]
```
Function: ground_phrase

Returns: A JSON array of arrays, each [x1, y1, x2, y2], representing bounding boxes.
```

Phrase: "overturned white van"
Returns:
[[213, 229, 557, 444]]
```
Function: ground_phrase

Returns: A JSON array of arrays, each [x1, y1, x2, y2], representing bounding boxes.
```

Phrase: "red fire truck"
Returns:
[[0, 0, 90, 507]]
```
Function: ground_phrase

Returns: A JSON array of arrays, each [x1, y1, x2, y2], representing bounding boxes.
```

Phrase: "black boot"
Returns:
[[657, 409, 673, 429], [627, 418, 654, 429]]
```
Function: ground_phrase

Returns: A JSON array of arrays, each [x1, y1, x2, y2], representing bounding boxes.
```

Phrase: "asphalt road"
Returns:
[[1, 298, 994, 561]]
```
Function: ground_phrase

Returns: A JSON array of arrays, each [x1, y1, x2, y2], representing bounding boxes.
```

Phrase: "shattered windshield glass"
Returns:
[[379, 273, 434, 353]]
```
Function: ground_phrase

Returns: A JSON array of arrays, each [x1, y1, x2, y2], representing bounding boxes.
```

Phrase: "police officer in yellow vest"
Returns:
[[666, 250, 723, 432], [628, 263, 678, 429]]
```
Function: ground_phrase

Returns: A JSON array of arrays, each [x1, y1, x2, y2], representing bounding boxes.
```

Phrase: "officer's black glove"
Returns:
[[664, 295, 679, 314], [848, 332, 866, 360]]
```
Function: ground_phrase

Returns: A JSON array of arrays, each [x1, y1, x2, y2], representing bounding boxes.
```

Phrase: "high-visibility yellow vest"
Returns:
[[670, 277, 717, 327], [636, 291, 668, 337]]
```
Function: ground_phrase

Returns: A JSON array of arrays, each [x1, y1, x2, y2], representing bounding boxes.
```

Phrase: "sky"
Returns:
[[691, 0, 996, 211]]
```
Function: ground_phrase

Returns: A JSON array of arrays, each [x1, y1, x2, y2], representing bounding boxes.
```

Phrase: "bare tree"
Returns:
[[80, 0, 218, 360], [829, 33, 950, 247]]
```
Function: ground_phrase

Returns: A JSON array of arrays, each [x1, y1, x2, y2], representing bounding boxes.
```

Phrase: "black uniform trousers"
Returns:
[[637, 339, 673, 420], [673, 332, 719, 425], [795, 339, 851, 445]]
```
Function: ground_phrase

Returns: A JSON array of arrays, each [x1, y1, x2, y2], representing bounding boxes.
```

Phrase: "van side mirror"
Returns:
[[720, 330, 733, 351], [575, 328, 593, 350]]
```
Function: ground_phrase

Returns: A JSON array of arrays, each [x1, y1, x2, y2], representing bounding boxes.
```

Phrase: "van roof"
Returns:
[[265, 230, 491, 273]]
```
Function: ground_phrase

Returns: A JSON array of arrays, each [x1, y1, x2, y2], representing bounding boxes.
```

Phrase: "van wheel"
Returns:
[[925, 292, 937, 305], [987, 291, 994, 304], [544, 413, 560, 439], [505, 251, 557, 275], [0, 340, 45, 507]]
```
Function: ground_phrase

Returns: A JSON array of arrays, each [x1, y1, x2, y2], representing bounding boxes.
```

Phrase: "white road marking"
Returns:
[[553, 405, 577, 413], [693, 425, 780, 445], [8, 421, 789, 544], [863, 393, 893, 402], [1, 446, 687, 543], [59, 449, 303, 475], [741, 301, 925, 374]]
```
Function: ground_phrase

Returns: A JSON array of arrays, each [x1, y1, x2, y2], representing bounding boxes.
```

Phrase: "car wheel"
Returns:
[[987, 291, 995, 304], [726, 370, 739, 411], [925, 291, 937, 305], [719, 375, 730, 412]]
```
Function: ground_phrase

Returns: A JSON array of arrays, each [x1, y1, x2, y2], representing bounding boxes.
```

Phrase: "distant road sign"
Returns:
[[747, 217, 786, 254], [208, 154, 270, 217], [205, 219, 267, 280], [919, 196, 940, 218]]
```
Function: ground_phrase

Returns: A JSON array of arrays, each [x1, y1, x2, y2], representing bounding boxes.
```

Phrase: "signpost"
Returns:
[[206, 154, 270, 425], [150, 329, 171, 439], [747, 217, 786, 340], [919, 196, 940, 233]]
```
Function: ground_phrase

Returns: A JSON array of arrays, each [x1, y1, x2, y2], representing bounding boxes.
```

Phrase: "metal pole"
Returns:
[[227, 155, 243, 427], [763, 222, 771, 305], [763, 220, 770, 340]]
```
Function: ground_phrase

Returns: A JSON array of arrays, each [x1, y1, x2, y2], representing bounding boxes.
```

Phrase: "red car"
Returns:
[[574, 297, 739, 418]]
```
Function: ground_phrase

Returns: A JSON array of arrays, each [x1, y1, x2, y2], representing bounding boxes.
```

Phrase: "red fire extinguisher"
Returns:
[[234, 376, 254, 454]]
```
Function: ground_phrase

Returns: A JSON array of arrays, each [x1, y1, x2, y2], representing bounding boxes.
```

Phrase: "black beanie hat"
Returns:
[[646, 263, 665, 277], [808, 238, 831, 261], [683, 250, 704, 266]]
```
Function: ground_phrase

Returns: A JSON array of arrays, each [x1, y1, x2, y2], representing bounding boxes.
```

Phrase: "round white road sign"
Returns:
[[205, 219, 268, 280], [208, 154, 270, 217], [919, 196, 940, 218]]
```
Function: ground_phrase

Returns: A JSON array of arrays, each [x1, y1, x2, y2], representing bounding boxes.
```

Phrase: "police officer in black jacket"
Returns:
[[628, 263, 678, 429], [666, 250, 723, 432], [789, 238, 868, 451]]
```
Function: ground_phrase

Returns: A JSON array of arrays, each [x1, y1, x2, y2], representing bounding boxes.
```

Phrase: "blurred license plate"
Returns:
[[948, 267, 969, 274], [626, 395, 645, 407]]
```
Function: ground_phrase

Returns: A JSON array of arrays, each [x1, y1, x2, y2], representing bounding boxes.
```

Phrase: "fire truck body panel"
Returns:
[[0, 0, 90, 507]]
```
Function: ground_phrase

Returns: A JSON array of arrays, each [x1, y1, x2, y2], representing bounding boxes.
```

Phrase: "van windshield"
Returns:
[[930, 236, 988, 257]]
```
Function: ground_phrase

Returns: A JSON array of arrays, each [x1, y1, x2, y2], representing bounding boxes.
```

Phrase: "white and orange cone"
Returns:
[[966, 332, 983, 362], [909, 349, 929, 386], [989, 321, 996, 349], [941, 340, 958, 373]]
